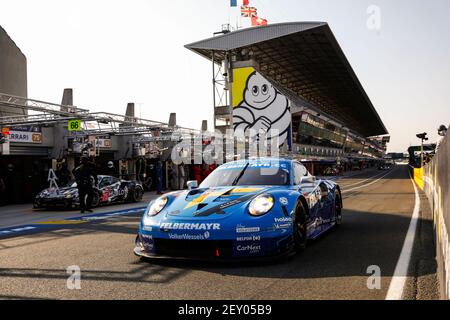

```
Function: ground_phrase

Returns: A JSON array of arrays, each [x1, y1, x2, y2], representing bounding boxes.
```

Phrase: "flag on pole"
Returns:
[[241, 6, 257, 17], [231, 0, 249, 7], [251, 15, 268, 26]]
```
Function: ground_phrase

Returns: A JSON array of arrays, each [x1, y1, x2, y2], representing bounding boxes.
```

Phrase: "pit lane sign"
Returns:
[[8, 126, 42, 144], [68, 120, 82, 131]]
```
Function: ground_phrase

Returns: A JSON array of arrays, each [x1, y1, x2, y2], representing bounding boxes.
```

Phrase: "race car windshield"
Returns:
[[200, 166, 290, 187]]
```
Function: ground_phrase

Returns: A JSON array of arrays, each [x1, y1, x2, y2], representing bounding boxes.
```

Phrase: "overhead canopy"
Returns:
[[185, 22, 387, 137]]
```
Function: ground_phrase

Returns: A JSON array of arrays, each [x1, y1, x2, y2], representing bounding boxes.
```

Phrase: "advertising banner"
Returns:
[[9, 126, 42, 144], [232, 67, 291, 149]]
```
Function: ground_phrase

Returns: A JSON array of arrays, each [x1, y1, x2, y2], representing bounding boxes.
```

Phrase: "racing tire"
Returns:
[[132, 187, 144, 202], [90, 192, 100, 208], [293, 201, 308, 252], [334, 193, 343, 227]]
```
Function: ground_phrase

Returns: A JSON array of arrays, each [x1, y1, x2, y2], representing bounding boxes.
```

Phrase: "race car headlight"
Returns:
[[147, 196, 168, 216], [248, 194, 274, 216]]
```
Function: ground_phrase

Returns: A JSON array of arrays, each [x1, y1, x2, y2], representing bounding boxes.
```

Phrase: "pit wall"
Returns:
[[417, 133, 450, 299]]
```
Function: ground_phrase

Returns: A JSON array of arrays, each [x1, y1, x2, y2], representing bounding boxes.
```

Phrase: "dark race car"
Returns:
[[34, 175, 144, 210]]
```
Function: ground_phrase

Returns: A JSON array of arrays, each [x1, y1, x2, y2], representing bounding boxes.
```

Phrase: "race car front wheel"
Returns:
[[293, 201, 308, 252]]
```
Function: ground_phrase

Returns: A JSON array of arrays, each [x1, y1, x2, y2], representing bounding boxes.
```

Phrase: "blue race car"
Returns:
[[134, 158, 343, 260]]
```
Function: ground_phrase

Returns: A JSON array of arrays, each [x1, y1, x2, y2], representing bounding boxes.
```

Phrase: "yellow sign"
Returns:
[[232, 67, 255, 108], [68, 120, 82, 131]]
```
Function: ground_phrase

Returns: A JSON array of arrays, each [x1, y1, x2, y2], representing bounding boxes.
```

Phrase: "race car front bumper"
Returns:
[[134, 229, 294, 261], [33, 197, 77, 209]]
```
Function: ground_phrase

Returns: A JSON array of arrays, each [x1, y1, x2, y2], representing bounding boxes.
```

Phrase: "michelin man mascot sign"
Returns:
[[232, 68, 291, 149]]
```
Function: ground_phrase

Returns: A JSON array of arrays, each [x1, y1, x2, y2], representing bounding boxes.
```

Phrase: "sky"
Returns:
[[0, 0, 449, 152]]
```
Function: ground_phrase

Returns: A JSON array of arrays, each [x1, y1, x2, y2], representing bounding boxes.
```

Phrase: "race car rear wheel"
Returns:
[[132, 187, 144, 202], [293, 201, 308, 252], [335, 193, 342, 227]]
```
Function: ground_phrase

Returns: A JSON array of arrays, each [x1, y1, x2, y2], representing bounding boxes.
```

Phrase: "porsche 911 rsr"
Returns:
[[34, 175, 144, 209], [135, 158, 343, 260]]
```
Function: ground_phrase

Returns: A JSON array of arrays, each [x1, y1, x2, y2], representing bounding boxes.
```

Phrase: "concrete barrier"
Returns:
[[421, 133, 450, 299]]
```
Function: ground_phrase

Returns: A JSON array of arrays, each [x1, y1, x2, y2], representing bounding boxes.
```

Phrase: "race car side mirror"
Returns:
[[187, 180, 198, 190], [300, 176, 316, 184]]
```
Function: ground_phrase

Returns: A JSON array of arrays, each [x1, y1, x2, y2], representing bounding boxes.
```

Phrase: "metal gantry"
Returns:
[[0, 92, 203, 139]]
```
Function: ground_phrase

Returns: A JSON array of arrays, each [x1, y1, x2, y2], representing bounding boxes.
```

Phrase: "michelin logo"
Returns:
[[232, 71, 291, 148], [160, 222, 220, 231], [168, 231, 210, 240]]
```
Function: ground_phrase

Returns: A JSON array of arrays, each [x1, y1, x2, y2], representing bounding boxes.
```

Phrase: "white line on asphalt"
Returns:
[[339, 170, 390, 189], [385, 171, 420, 300], [341, 169, 393, 193]]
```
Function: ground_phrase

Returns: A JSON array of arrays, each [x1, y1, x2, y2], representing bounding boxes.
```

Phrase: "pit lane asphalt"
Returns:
[[0, 165, 439, 300]]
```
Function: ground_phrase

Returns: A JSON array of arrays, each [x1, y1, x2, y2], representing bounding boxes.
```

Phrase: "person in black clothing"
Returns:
[[57, 161, 72, 187], [105, 161, 117, 177], [72, 156, 98, 213]]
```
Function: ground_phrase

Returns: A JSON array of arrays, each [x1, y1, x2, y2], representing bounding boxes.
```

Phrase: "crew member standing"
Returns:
[[106, 161, 117, 177], [72, 156, 98, 213]]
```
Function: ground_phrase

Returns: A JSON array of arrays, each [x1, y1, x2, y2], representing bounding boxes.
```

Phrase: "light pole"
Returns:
[[416, 132, 428, 167]]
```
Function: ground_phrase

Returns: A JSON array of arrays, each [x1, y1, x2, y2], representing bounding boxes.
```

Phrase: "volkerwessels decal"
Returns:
[[160, 222, 221, 231], [236, 225, 260, 233], [168, 232, 210, 240]]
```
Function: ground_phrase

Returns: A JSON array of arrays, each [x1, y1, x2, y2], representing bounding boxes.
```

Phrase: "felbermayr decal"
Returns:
[[159, 222, 221, 231]]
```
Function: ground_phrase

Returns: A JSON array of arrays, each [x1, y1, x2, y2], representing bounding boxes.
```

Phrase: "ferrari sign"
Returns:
[[68, 120, 82, 131], [8, 126, 42, 144]]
